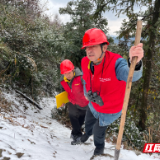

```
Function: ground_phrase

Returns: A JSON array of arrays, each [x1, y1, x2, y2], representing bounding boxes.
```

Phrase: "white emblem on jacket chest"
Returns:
[[99, 78, 111, 82]]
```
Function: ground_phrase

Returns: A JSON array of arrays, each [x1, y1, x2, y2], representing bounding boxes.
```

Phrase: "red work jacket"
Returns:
[[61, 76, 88, 107], [81, 51, 126, 113]]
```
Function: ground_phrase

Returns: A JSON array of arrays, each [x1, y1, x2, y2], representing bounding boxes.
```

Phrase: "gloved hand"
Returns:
[[129, 43, 144, 63]]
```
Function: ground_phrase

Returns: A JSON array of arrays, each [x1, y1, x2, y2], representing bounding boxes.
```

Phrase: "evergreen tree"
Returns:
[[59, 0, 109, 67]]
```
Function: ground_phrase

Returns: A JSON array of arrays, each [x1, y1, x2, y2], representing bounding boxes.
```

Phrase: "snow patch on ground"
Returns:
[[0, 91, 159, 160]]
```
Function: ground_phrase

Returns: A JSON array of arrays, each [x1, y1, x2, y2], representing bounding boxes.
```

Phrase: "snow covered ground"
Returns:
[[0, 91, 160, 160]]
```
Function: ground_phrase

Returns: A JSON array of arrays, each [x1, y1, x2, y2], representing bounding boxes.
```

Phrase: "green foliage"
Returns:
[[0, 0, 64, 99], [106, 110, 146, 150], [123, 110, 146, 150]]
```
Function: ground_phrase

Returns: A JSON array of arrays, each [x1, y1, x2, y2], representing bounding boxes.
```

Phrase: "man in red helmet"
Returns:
[[80, 28, 144, 156], [60, 59, 89, 145]]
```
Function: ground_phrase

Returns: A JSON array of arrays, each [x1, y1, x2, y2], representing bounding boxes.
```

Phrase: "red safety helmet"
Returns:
[[60, 59, 74, 74], [81, 28, 109, 49]]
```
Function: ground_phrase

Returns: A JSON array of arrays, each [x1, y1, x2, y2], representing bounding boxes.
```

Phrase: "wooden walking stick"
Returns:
[[114, 20, 142, 160]]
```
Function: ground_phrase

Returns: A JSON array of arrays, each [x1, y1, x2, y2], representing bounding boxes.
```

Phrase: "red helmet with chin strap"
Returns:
[[60, 59, 74, 74], [81, 28, 109, 49]]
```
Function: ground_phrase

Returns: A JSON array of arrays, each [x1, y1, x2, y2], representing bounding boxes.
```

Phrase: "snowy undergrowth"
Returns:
[[0, 91, 159, 160]]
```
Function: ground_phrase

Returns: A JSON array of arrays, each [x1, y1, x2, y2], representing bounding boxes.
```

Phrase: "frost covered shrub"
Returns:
[[144, 112, 160, 144], [123, 116, 146, 150], [0, 1, 64, 99], [106, 110, 146, 150]]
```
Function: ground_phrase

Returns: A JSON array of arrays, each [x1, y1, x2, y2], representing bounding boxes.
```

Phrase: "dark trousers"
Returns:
[[67, 102, 87, 136], [85, 107, 108, 149]]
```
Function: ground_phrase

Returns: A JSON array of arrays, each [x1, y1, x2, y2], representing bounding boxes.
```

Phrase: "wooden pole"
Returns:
[[114, 20, 142, 160]]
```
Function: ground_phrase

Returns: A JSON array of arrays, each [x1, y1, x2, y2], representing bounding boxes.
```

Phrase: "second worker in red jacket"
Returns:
[[60, 59, 89, 145]]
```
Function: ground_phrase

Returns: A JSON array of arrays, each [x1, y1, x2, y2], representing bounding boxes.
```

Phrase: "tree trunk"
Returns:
[[139, 0, 160, 130]]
